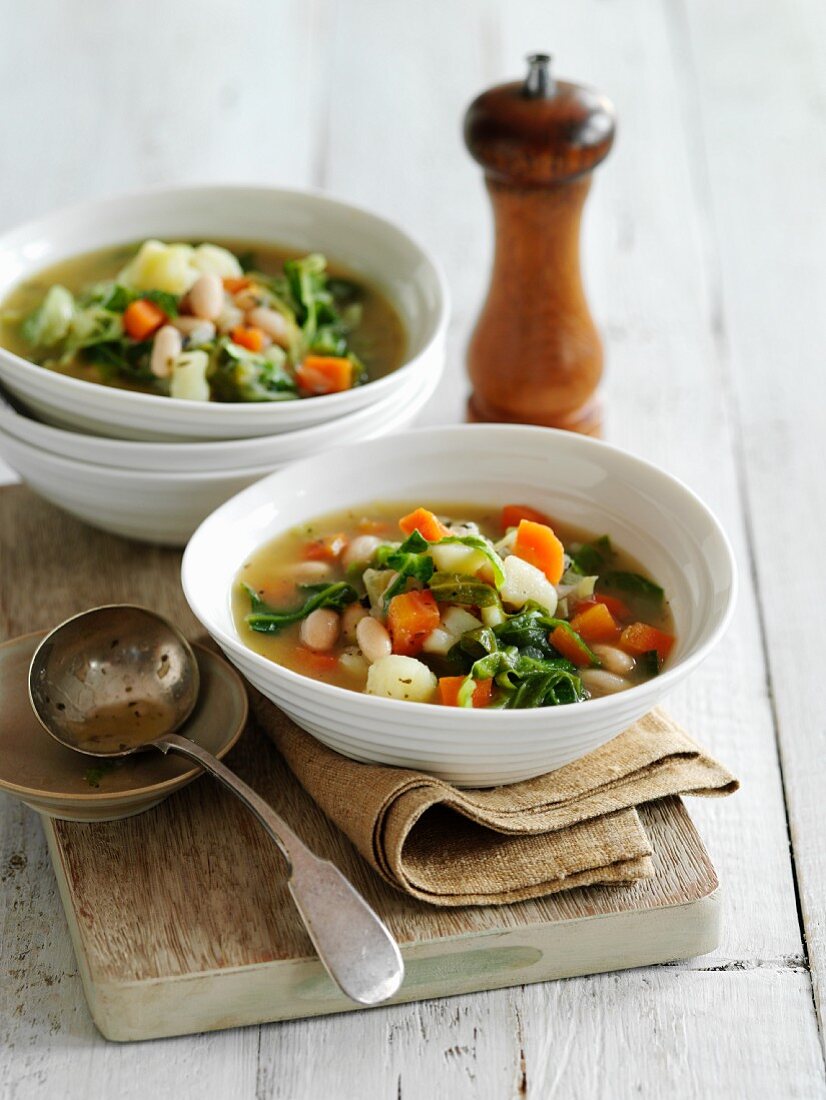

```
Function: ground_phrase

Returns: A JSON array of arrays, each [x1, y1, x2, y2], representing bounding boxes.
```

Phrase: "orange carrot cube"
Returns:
[[302, 533, 348, 562], [123, 299, 167, 341], [620, 623, 675, 662], [398, 507, 450, 542], [387, 590, 440, 656], [438, 675, 493, 708], [549, 626, 594, 667], [231, 325, 267, 352], [296, 356, 353, 396], [513, 519, 566, 584], [569, 602, 621, 644]]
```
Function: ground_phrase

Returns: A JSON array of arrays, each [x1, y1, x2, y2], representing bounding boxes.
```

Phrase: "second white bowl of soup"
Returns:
[[0, 186, 447, 441], [0, 361, 439, 544], [0, 352, 441, 474], [182, 425, 737, 786]]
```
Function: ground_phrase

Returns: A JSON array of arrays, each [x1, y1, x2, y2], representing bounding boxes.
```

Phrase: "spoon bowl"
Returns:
[[29, 605, 199, 757]]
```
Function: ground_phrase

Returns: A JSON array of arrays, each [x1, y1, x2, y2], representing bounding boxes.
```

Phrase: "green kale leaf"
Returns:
[[428, 572, 501, 607], [243, 581, 359, 634], [599, 571, 664, 603], [374, 530, 435, 604]]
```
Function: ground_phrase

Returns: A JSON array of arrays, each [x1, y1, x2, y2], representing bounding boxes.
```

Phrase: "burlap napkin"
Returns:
[[250, 696, 738, 907]]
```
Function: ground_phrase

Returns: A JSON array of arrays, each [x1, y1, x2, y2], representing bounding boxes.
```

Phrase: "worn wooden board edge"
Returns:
[[43, 812, 721, 1042]]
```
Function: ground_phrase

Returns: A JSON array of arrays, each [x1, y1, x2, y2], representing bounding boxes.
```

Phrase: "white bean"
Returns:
[[291, 560, 333, 584], [591, 644, 636, 675], [189, 273, 224, 321], [342, 535, 382, 569], [299, 608, 340, 651], [217, 302, 245, 334], [150, 325, 183, 378], [341, 603, 368, 641], [172, 316, 216, 342], [247, 306, 290, 345], [356, 616, 392, 664], [580, 668, 630, 697]]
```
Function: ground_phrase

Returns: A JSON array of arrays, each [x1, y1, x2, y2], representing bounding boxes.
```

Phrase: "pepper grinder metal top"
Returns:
[[464, 55, 616, 435]]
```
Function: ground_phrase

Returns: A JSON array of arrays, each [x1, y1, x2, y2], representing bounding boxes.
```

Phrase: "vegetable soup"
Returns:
[[0, 240, 406, 403], [233, 502, 676, 708]]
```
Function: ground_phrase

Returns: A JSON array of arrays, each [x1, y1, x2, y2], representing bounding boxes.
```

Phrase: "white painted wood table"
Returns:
[[1, 0, 825, 1095]]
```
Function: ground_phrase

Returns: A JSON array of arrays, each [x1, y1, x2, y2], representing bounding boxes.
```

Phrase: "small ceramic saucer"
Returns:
[[0, 631, 248, 821]]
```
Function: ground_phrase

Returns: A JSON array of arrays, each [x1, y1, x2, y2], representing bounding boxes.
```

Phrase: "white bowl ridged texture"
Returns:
[[181, 425, 738, 787], [0, 363, 439, 545], [0, 356, 439, 473], [0, 185, 448, 441]]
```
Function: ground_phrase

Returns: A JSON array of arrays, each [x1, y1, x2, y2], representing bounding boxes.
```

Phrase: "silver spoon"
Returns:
[[28, 604, 404, 1007]]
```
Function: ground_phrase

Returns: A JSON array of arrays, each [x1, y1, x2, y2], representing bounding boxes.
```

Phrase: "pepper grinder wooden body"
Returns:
[[464, 56, 616, 435]]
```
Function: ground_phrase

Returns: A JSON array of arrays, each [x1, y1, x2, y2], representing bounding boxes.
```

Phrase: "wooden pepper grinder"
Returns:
[[464, 54, 616, 435]]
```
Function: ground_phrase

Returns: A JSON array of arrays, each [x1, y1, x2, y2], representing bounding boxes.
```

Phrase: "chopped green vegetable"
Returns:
[[639, 650, 662, 677], [456, 645, 585, 709], [243, 581, 359, 633], [450, 625, 498, 663], [283, 253, 335, 347], [435, 534, 506, 588], [211, 338, 298, 402], [84, 338, 156, 383], [85, 761, 116, 788], [600, 571, 664, 602], [428, 572, 501, 607], [492, 603, 601, 668], [374, 530, 435, 604], [569, 535, 612, 576], [327, 277, 363, 305], [21, 285, 75, 347], [89, 284, 179, 317]]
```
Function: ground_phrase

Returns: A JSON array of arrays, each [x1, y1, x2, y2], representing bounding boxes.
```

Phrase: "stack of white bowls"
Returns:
[[0, 186, 448, 545]]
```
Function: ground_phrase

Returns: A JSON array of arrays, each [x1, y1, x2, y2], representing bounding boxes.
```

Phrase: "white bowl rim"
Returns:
[[181, 423, 739, 722], [0, 425, 277, 481], [0, 351, 438, 462], [0, 181, 451, 417], [0, 364, 438, 482]]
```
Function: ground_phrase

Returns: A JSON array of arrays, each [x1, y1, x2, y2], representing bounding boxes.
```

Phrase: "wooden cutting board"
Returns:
[[1, 487, 720, 1042]]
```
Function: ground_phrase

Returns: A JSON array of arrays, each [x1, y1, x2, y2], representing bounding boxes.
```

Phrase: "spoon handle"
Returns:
[[154, 733, 404, 1006]]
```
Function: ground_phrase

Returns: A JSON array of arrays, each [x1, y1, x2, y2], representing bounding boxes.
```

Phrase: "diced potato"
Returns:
[[170, 350, 210, 401], [500, 555, 558, 614], [421, 627, 456, 656], [430, 542, 488, 576], [440, 607, 483, 635], [365, 655, 437, 702], [339, 648, 369, 678], [574, 575, 598, 600], [118, 240, 200, 295], [192, 243, 243, 280], [481, 604, 506, 628]]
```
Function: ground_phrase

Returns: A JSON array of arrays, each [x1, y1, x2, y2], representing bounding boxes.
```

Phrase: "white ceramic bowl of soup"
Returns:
[[0, 365, 439, 544], [181, 425, 737, 787], [0, 185, 448, 442], [0, 349, 441, 473]]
